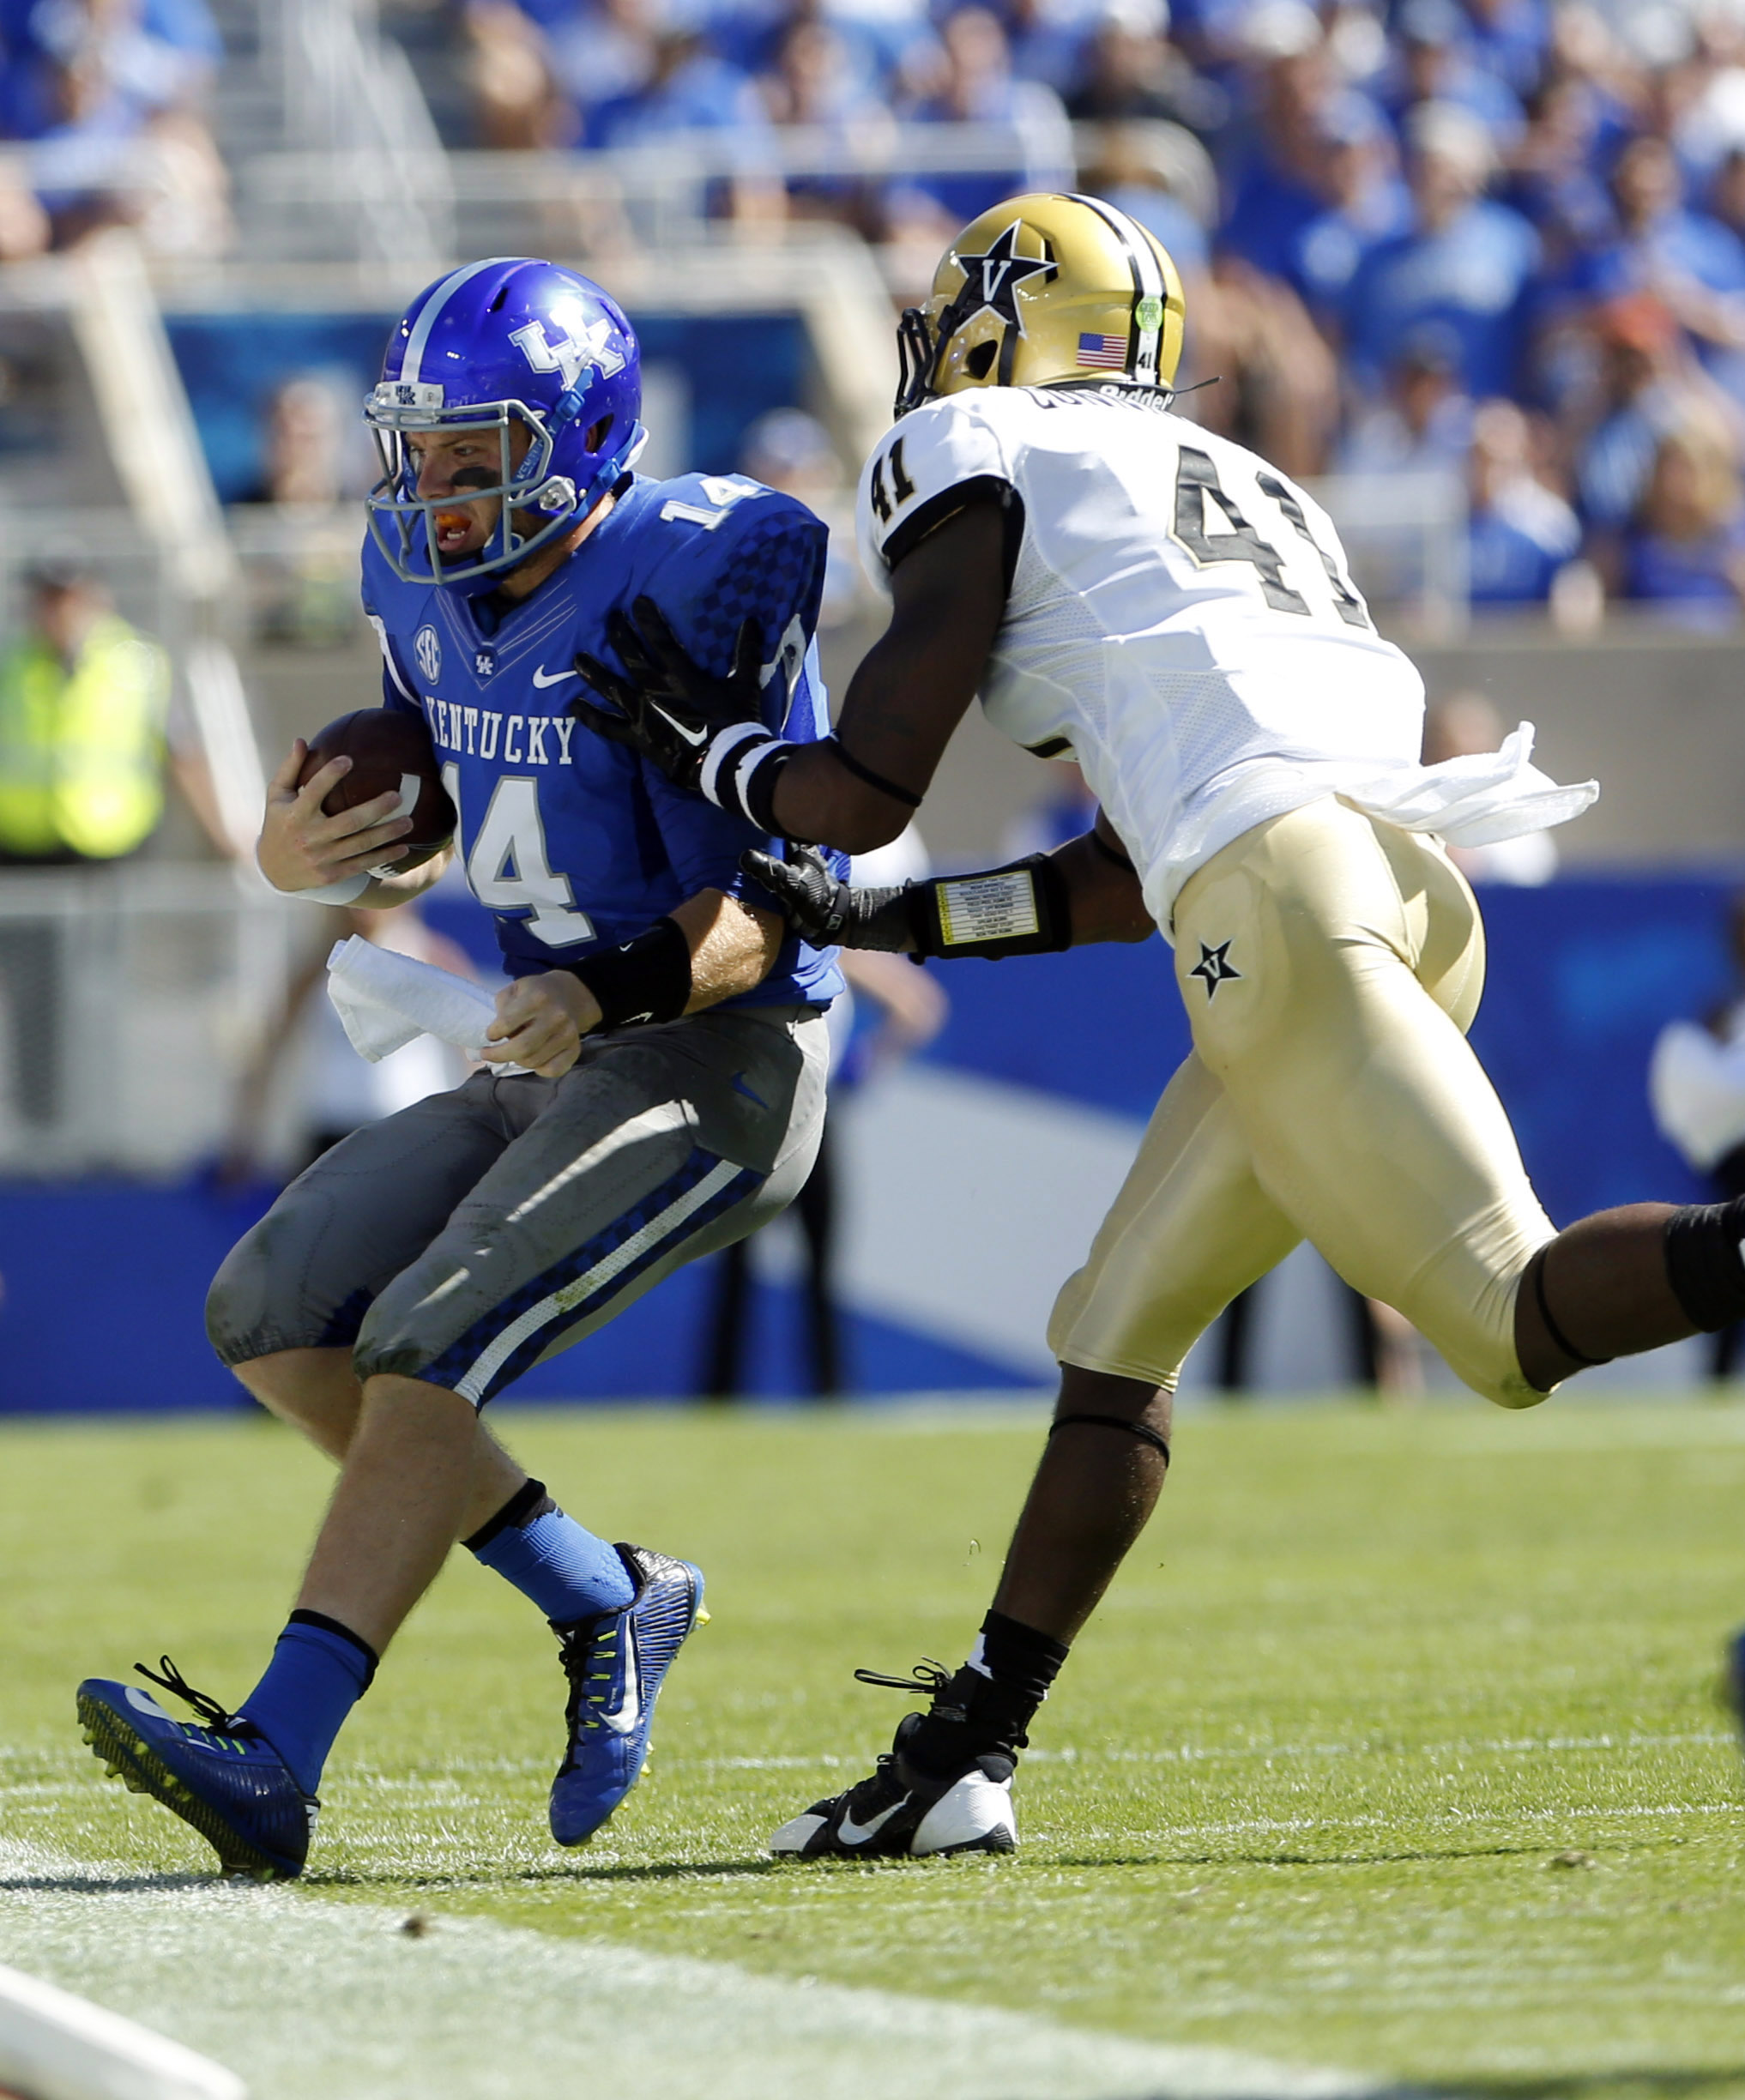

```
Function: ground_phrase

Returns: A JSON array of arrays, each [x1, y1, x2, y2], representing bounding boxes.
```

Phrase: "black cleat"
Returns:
[[770, 1662, 1020, 1859]]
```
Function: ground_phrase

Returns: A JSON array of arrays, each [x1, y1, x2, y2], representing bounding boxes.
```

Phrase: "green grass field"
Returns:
[[5, 1397, 1745, 2097]]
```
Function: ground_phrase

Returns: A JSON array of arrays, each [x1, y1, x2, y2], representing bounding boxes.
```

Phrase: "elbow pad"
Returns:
[[909, 853, 1072, 961]]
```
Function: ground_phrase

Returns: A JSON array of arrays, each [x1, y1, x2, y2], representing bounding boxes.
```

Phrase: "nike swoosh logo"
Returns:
[[836, 1796, 908, 1846], [655, 704, 709, 749], [531, 666, 580, 688], [601, 1622, 642, 1735]]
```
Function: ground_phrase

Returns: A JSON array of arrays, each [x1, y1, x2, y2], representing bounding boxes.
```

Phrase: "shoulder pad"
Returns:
[[359, 529, 420, 619], [359, 528, 392, 605], [637, 476, 828, 677], [643, 473, 812, 535]]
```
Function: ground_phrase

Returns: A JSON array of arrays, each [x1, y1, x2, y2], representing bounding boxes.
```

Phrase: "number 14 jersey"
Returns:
[[854, 383, 1430, 929], [364, 470, 844, 1008]]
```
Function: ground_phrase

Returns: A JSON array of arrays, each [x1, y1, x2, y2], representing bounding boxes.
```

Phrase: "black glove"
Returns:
[[572, 595, 764, 794], [741, 844, 922, 951], [742, 844, 1073, 960]]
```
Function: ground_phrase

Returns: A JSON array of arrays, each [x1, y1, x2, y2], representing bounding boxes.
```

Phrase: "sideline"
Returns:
[[0, 1838, 1386, 2100]]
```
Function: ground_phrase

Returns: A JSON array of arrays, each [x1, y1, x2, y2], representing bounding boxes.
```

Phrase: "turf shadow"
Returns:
[[300, 1859, 780, 1891], [984, 2088, 1436, 2100], [1452, 2073, 1745, 2100], [0, 1869, 217, 1895], [1048, 1844, 1549, 1870]]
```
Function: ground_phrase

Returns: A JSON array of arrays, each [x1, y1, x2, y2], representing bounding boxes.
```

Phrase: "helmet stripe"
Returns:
[[1068, 195, 1168, 386], [401, 256, 522, 384]]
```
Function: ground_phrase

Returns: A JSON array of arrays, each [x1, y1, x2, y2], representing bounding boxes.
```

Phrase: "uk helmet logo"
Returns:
[[414, 626, 441, 683], [510, 313, 625, 390]]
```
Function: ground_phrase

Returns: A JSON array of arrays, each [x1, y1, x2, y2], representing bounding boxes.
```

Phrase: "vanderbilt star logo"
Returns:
[[1189, 939, 1241, 999], [952, 221, 1056, 332]]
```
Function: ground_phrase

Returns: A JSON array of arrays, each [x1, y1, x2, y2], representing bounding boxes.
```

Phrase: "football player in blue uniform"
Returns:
[[75, 258, 842, 1880]]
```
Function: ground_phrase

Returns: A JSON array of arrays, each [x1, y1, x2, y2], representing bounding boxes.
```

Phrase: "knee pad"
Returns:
[[1664, 1198, 1745, 1331], [204, 1228, 271, 1366], [205, 1202, 373, 1367]]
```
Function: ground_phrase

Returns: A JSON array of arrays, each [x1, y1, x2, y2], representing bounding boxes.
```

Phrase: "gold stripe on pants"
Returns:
[[1048, 796, 1555, 1409]]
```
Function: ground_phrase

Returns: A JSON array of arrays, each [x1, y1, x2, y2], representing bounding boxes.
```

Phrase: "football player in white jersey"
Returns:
[[573, 192, 1745, 1860]]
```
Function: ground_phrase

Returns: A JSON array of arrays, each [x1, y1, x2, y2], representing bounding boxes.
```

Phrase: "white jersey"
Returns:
[[854, 384, 1596, 928]]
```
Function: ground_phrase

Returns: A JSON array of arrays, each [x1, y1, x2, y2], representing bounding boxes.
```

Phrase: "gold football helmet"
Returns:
[[894, 191, 1187, 419]]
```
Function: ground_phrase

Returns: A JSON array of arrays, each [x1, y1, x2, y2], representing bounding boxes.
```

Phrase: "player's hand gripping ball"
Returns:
[[298, 709, 457, 872]]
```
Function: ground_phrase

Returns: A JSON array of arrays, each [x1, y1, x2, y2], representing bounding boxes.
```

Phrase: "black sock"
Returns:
[[972, 1608, 1071, 1701], [902, 1613, 1071, 1777]]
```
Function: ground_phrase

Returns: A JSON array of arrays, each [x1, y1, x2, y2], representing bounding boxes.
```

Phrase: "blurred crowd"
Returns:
[[0, 0, 227, 257], [15, 0, 1745, 616], [462, 0, 1745, 619]]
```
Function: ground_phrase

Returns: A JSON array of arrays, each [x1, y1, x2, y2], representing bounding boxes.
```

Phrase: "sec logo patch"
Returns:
[[414, 625, 442, 684]]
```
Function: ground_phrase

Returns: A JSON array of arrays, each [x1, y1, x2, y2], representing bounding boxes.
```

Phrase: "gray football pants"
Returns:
[[207, 1003, 830, 1409]]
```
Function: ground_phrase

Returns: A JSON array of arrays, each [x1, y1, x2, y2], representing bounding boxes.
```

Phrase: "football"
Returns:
[[299, 708, 457, 862]]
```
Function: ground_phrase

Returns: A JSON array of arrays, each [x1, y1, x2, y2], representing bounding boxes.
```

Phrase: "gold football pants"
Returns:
[[1048, 796, 1555, 1409]]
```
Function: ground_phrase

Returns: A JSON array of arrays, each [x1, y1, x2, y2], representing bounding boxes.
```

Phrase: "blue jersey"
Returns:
[[361, 471, 844, 1011]]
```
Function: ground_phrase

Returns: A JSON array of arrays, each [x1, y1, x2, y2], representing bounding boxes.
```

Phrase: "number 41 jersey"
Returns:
[[364, 470, 843, 1008], [855, 383, 1428, 929]]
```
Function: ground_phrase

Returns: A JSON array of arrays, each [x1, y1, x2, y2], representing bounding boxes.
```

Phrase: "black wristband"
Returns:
[[908, 853, 1072, 961], [741, 744, 792, 835], [566, 917, 692, 1029], [700, 722, 794, 827]]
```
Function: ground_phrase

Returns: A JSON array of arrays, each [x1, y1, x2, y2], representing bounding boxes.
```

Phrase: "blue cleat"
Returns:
[[548, 1543, 706, 1846], [76, 1658, 316, 1880]]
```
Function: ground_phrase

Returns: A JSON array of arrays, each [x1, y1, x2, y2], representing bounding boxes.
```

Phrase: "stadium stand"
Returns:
[[18, 0, 1745, 618]]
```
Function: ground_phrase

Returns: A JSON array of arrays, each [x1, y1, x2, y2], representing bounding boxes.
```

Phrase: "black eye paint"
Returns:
[[450, 465, 496, 492]]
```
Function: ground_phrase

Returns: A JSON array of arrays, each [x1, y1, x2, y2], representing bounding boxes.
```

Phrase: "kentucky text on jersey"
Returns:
[[365, 468, 845, 1006], [424, 704, 579, 764]]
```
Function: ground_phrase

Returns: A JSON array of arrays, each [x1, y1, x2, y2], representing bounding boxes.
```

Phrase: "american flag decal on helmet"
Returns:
[[1077, 331, 1127, 370]]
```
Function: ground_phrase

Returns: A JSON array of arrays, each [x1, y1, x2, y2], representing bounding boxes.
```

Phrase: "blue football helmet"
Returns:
[[365, 256, 645, 592]]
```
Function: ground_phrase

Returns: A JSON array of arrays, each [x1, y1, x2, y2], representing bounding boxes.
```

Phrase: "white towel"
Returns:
[[1320, 721, 1598, 848], [326, 936, 501, 1064]]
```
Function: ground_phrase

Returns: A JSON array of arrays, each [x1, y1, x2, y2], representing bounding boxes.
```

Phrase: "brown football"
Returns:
[[299, 709, 457, 862]]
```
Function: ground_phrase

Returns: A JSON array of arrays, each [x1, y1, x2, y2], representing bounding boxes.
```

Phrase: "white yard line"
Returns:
[[0, 1838, 1383, 2100]]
